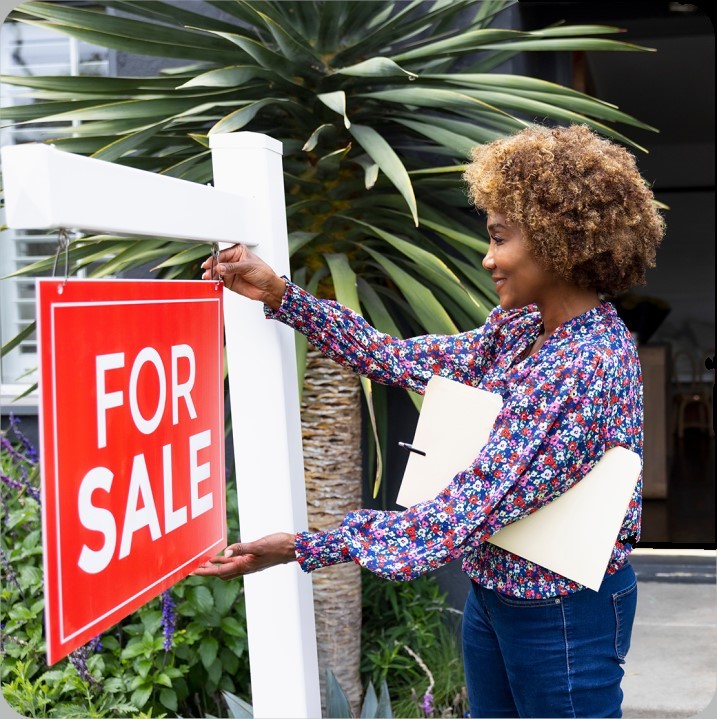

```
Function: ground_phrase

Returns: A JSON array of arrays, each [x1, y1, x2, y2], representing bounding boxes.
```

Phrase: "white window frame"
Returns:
[[1, 18, 110, 407]]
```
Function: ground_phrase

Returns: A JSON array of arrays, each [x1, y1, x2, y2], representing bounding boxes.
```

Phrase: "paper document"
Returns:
[[395, 375, 503, 508], [396, 375, 641, 590], [488, 446, 641, 590]]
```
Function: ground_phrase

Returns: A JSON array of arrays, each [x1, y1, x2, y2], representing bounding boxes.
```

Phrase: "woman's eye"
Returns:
[[490, 235, 504, 245]]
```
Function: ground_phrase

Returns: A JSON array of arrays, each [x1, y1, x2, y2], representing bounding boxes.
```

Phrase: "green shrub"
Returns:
[[1, 416, 250, 718], [361, 572, 468, 718], [3, 414, 468, 718]]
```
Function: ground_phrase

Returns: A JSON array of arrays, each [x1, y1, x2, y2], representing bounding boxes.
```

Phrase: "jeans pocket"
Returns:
[[494, 591, 564, 608], [612, 581, 638, 663]]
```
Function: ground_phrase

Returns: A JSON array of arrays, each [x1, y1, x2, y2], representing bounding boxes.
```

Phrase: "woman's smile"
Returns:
[[482, 211, 552, 311]]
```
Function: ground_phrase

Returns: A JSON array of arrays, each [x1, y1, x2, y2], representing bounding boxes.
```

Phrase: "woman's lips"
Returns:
[[493, 277, 506, 290]]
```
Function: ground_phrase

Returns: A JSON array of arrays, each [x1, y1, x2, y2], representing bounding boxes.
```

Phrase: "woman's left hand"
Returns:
[[192, 532, 296, 581]]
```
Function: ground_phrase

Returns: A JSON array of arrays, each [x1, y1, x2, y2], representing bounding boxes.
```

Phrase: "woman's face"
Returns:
[[482, 211, 555, 310]]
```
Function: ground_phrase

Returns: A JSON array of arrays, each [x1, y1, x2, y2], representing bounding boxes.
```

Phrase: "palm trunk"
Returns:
[[301, 348, 363, 716]]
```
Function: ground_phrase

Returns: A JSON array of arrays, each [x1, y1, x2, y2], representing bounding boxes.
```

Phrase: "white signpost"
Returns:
[[1, 133, 322, 719]]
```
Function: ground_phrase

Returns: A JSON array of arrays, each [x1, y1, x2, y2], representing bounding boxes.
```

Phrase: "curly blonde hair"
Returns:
[[463, 124, 665, 295]]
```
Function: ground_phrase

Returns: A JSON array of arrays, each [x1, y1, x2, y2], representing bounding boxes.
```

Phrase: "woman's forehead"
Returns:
[[487, 211, 517, 229]]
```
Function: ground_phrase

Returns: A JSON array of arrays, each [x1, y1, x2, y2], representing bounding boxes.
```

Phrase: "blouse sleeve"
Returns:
[[295, 348, 613, 580], [265, 279, 503, 394]]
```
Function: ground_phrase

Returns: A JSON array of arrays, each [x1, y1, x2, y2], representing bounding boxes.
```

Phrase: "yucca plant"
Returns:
[[0, 0, 656, 712], [220, 670, 393, 718]]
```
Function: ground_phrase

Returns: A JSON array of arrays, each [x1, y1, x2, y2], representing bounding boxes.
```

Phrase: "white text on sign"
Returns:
[[77, 345, 213, 574], [95, 344, 197, 448]]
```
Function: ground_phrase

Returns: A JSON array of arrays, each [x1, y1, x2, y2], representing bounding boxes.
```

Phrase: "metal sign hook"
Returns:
[[52, 228, 71, 294], [210, 242, 222, 290]]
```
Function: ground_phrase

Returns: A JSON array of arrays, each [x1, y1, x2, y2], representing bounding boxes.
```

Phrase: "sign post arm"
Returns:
[[209, 132, 321, 719], [0, 143, 258, 245]]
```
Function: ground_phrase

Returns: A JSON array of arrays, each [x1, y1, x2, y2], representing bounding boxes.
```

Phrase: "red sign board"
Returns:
[[37, 279, 226, 664]]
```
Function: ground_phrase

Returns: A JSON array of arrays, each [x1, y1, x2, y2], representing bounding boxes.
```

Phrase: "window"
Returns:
[[0, 18, 110, 401]]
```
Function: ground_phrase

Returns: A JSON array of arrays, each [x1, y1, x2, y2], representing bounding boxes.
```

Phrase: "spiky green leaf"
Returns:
[[334, 57, 418, 79], [348, 124, 418, 226]]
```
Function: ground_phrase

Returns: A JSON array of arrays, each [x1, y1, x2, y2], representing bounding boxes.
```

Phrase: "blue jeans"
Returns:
[[462, 562, 638, 718]]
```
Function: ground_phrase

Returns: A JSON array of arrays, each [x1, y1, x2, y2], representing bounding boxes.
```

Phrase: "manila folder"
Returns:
[[395, 374, 641, 591], [488, 446, 641, 590], [395, 374, 503, 508]]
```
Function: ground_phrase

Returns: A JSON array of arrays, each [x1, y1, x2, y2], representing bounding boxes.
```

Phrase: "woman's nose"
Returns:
[[482, 250, 495, 271]]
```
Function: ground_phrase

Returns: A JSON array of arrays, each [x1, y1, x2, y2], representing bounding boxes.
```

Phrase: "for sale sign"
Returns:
[[37, 279, 226, 664]]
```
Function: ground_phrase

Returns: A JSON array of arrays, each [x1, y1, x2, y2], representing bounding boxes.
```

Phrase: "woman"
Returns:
[[195, 124, 664, 718]]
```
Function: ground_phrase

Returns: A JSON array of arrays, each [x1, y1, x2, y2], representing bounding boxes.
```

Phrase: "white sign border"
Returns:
[[42, 292, 225, 647]]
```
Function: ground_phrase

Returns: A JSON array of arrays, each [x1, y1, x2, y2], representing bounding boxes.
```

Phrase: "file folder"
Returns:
[[396, 375, 641, 590]]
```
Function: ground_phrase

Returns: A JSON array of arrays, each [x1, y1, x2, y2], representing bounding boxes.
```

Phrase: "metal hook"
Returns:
[[52, 228, 71, 294], [210, 242, 222, 289]]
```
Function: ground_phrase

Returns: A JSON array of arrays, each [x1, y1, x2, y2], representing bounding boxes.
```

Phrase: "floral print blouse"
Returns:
[[266, 280, 643, 598]]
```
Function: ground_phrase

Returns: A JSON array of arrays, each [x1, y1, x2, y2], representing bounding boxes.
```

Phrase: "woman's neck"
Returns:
[[535, 285, 601, 337]]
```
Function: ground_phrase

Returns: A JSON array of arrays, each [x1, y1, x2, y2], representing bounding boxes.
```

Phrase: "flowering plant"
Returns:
[[1, 416, 250, 717], [361, 572, 468, 717]]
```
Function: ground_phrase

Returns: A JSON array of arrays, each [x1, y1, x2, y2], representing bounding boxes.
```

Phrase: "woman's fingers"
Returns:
[[200, 244, 247, 271], [193, 560, 215, 570], [200, 264, 244, 282], [190, 534, 292, 581], [193, 560, 244, 579], [214, 262, 245, 276], [194, 542, 259, 568], [206, 555, 238, 565], [192, 555, 250, 578], [199, 245, 277, 300]]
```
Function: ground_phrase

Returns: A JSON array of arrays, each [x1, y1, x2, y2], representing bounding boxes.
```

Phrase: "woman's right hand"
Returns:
[[192, 532, 297, 581], [200, 244, 286, 310]]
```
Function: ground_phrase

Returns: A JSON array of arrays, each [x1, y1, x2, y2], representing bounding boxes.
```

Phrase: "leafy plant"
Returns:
[[1, 657, 140, 719], [1, 410, 461, 719], [1, 0, 655, 491], [222, 689, 254, 718], [0, 416, 251, 718], [327, 669, 394, 719], [361, 572, 467, 717], [220, 671, 394, 719]]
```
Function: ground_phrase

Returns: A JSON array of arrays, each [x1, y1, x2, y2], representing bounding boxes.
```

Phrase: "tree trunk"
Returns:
[[301, 348, 363, 716]]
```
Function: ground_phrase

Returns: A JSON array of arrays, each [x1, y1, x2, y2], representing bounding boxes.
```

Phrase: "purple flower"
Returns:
[[0, 548, 23, 597], [1, 418, 40, 504], [8, 414, 38, 464], [422, 692, 434, 715], [69, 643, 102, 687], [1, 437, 23, 467], [160, 590, 176, 651], [1, 473, 24, 492], [18, 464, 40, 503]]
